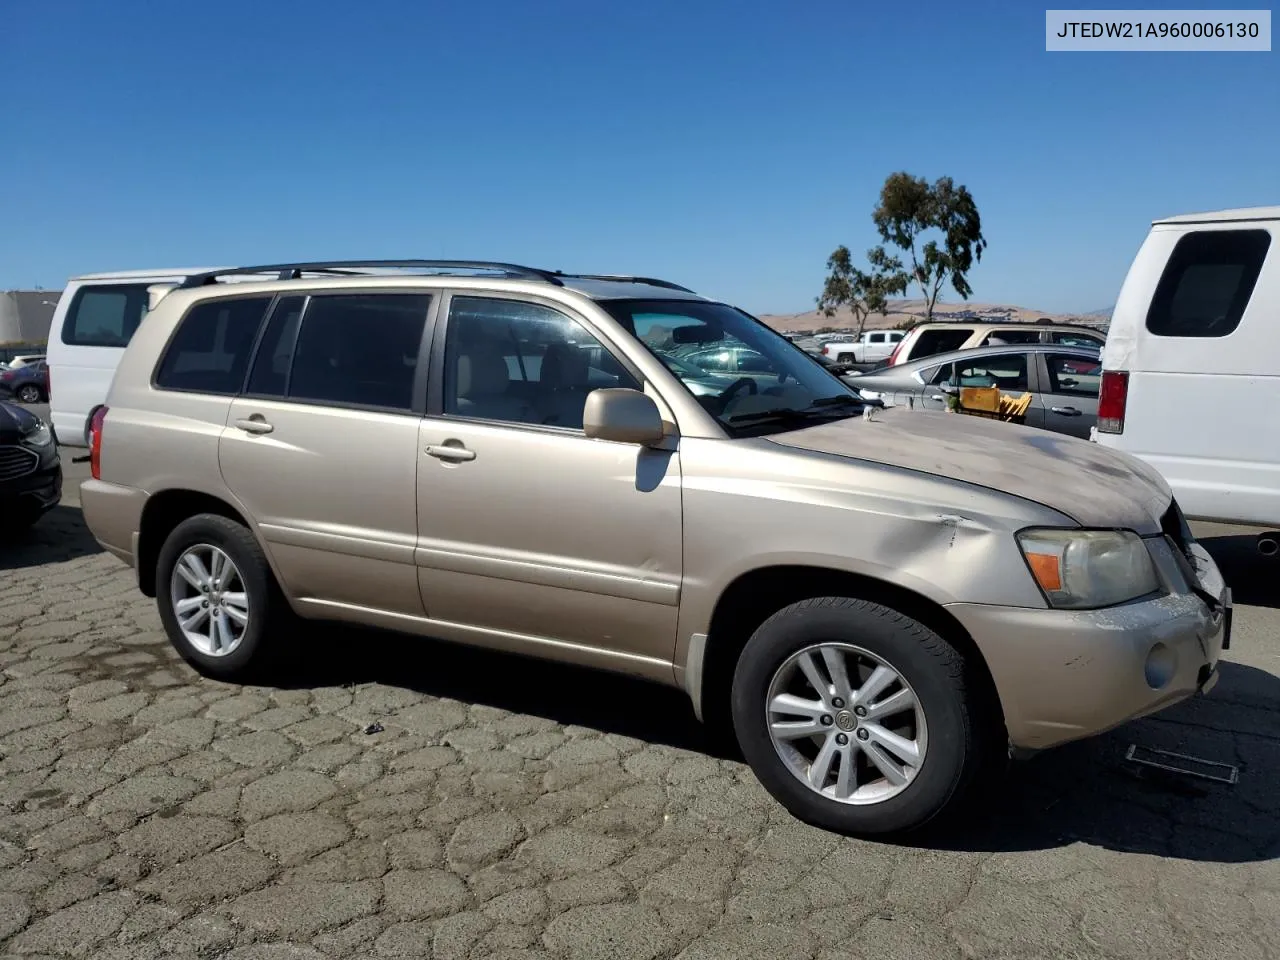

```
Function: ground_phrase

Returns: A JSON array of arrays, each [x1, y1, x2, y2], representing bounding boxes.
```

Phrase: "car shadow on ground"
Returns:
[[0, 505, 103, 570], [290, 624, 1279, 864], [9, 511, 1275, 862], [1197, 532, 1280, 609]]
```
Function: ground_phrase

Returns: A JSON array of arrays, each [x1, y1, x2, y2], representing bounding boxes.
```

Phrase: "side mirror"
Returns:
[[583, 388, 666, 446], [939, 383, 959, 396]]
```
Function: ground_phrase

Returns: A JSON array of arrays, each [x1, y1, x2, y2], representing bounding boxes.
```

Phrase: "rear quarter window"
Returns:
[[910, 328, 973, 359], [60, 284, 152, 347], [154, 296, 274, 395], [1051, 330, 1105, 347], [1146, 229, 1272, 338], [981, 329, 1041, 345]]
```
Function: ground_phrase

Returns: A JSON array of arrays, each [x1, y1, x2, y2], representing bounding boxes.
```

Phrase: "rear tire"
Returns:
[[731, 596, 989, 836], [16, 384, 42, 404], [155, 513, 291, 681]]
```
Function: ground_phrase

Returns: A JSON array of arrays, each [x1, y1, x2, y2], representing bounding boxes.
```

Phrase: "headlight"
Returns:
[[857, 388, 883, 401], [22, 420, 53, 448], [1016, 529, 1161, 609]]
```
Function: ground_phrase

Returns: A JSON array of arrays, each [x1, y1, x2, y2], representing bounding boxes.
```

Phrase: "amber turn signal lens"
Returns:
[[1025, 552, 1063, 591]]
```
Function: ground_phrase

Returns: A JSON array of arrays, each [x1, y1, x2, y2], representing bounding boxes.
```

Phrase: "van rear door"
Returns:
[[1096, 220, 1278, 526]]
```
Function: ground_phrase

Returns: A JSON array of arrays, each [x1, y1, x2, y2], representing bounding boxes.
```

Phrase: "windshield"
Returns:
[[600, 299, 865, 434]]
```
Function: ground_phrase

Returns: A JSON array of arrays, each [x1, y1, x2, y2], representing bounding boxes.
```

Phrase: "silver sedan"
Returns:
[[844, 342, 1102, 438]]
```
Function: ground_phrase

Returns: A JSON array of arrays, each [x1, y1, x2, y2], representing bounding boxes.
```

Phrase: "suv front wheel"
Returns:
[[731, 596, 988, 835], [155, 513, 288, 680]]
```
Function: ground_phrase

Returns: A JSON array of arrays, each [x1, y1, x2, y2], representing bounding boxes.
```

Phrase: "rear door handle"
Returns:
[[234, 416, 274, 435], [1050, 406, 1081, 416], [425, 443, 476, 462]]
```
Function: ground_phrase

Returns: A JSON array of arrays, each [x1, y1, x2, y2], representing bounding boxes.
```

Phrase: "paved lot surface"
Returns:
[[1, 422, 1278, 959]]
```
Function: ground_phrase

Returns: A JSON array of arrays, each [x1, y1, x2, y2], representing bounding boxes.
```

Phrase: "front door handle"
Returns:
[[1050, 406, 1082, 417], [425, 443, 476, 462], [234, 416, 274, 435]]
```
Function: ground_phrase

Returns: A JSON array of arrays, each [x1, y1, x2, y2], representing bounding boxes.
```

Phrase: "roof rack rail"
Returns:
[[555, 273, 696, 294], [176, 260, 567, 289]]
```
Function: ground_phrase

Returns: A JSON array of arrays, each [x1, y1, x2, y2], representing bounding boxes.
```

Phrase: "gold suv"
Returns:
[[80, 260, 1231, 835]]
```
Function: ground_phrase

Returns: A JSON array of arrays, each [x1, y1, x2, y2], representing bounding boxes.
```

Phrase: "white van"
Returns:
[[45, 268, 230, 445], [1094, 206, 1278, 530]]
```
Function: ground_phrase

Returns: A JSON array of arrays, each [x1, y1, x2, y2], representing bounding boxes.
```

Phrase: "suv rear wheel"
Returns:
[[731, 596, 988, 835], [155, 513, 288, 680]]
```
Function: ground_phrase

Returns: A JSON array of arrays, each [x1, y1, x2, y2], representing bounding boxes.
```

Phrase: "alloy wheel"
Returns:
[[169, 543, 251, 657], [766, 642, 928, 805]]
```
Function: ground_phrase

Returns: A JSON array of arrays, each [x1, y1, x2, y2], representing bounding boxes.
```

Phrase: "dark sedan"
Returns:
[[844, 342, 1102, 438], [0, 401, 62, 532]]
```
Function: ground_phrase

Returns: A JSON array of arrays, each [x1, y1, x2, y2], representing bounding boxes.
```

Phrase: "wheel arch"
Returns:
[[693, 564, 1006, 739], [136, 489, 277, 598]]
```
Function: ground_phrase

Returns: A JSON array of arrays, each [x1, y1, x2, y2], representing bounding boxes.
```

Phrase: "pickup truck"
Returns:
[[820, 329, 905, 365]]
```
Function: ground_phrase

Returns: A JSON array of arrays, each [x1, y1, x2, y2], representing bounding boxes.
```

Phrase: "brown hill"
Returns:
[[759, 299, 1107, 334]]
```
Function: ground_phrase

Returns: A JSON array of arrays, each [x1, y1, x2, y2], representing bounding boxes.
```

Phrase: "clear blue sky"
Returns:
[[2, 0, 1276, 314]]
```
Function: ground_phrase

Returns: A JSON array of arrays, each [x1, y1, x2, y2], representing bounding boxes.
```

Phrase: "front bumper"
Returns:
[[0, 447, 62, 518], [946, 537, 1229, 751]]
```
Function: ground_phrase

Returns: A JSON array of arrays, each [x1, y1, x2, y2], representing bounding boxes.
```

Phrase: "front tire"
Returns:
[[155, 513, 289, 681], [16, 384, 42, 404], [731, 596, 988, 836]]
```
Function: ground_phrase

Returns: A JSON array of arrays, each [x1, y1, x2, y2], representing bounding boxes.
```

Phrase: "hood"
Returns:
[[767, 406, 1172, 533], [0, 400, 37, 444]]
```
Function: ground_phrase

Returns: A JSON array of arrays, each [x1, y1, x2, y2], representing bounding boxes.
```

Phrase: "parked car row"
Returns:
[[846, 343, 1102, 439], [813, 320, 1104, 369]]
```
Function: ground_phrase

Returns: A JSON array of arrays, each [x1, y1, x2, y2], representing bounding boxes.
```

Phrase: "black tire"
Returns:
[[731, 596, 990, 836], [16, 384, 42, 404], [155, 513, 291, 681]]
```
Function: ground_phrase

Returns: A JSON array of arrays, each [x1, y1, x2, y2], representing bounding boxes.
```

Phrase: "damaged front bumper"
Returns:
[[944, 535, 1229, 752]]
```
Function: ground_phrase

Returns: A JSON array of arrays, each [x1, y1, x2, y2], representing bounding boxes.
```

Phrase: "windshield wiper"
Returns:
[[809, 394, 864, 408], [728, 394, 865, 424]]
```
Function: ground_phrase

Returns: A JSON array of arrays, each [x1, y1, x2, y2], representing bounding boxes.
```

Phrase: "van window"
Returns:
[[1146, 229, 1272, 338], [61, 284, 151, 347], [154, 297, 273, 395]]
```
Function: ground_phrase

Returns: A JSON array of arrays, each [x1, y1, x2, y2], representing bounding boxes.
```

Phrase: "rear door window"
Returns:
[[285, 294, 432, 411], [245, 297, 307, 397], [154, 296, 274, 395], [61, 284, 152, 347], [1045, 354, 1101, 397], [952, 354, 1030, 391], [910, 328, 973, 359], [1146, 229, 1272, 337]]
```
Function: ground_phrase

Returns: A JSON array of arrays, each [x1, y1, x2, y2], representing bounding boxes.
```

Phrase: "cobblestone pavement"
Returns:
[[1, 501, 1278, 959]]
